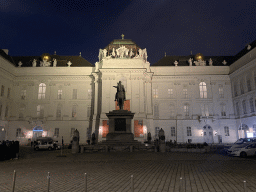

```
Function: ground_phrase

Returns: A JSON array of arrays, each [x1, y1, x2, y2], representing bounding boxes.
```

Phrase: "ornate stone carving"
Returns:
[[53, 58, 57, 67], [222, 60, 227, 65], [67, 61, 72, 67], [174, 60, 178, 66], [18, 61, 22, 67], [64, 83, 70, 86], [194, 59, 206, 66], [247, 44, 251, 50], [40, 59, 51, 67], [188, 58, 193, 66], [32, 59, 37, 67], [209, 58, 213, 66]]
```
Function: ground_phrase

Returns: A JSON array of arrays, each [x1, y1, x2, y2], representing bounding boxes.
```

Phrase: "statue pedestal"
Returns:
[[106, 110, 135, 142]]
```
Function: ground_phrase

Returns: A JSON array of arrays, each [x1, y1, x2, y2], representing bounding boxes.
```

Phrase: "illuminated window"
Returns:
[[56, 105, 61, 118], [187, 127, 192, 136], [221, 104, 226, 117], [250, 98, 254, 113], [38, 83, 46, 99], [240, 81, 244, 94], [7, 88, 10, 98], [1, 85, 4, 96], [88, 89, 92, 99], [37, 105, 44, 117], [184, 104, 189, 116], [72, 105, 77, 118], [183, 88, 188, 99], [199, 82, 207, 98], [54, 128, 59, 138], [219, 85, 224, 98], [224, 126, 230, 136], [168, 88, 173, 98], [171, 127, 175, 137], [5, 106, 8, 118], [242, 100, 247, 114], [154, 104, 159, 117], [21, 90, 26, 100], [153, 89, 158, 98], [57, 90, 62, 100], [73, 89, 77, 99], [247, 78, 251, 92]]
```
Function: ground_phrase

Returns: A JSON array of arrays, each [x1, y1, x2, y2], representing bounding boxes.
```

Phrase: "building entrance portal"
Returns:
[[32, 126, 43, 140], [203, 125, 213, 144], [238, 124, 249, 138]]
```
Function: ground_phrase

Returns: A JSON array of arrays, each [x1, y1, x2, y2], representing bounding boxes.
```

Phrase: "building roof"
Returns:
[[152, 55, 234, 66], [11, 54, 93, 67], [0, 49, 15, 65]]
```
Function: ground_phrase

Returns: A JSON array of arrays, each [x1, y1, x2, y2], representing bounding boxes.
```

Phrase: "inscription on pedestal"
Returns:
[[115, 118, 126, 131]]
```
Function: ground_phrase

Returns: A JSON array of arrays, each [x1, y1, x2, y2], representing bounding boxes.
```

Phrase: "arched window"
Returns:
[[38, 83, 46, 99], [199, 82, 207, 98]]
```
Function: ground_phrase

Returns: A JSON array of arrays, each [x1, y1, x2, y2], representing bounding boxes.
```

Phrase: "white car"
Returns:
[[34, 140, 60, 151], [228, 143, 256, 157]]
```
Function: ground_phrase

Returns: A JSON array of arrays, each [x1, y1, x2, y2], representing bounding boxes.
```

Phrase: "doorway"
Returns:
[[203, 125, 213, 144]]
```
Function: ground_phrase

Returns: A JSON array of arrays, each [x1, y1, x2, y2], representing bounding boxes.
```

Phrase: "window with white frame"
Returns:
[[168, 88, 173, 98], [38, 83, 46, 99], [57, 90, 62, 99], [224, 126, 230, 136], [154, 104, 159, 117], [236, 102, 240, 116], [183, 88, 188, 99], [7, 88, 10, 98], [37, 105, 44, 117], [221, 104, 226, 116], [16, 128, 22, 137], [88, 89, 92, 99], [72, 105, 77, 118], [73, 89, 77, 99], [56, 105, 61, 118], [153, 89, 158, 98], [171, 127, 175, 136], [247, 78, 251, 92], [70, 128, 75, 138], [201, 104, 209, 116], [219, 85, 224, 98], [240, 81, 244, 94], [54, 128, 59, 138], [242, 100, 247, 114], [184, 104, 189, 116], [87, 106, 91, 118], [169, 104, 175, 117], [5, 106, 8, 117], [199, 82, 207, 98], [21, 90, 26, 100], [250, 98, 254, 113], [187, 127, 192, 136], [1, 85, 4, 96]]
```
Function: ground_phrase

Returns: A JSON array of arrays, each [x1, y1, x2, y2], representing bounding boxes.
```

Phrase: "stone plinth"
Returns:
[[106, 110, 135, 142]]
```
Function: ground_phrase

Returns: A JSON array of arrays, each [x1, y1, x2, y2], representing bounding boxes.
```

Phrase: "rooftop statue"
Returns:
[[209, 58, 213, 66], [53, 58, 57, 67], [32, 59, 37, 67], [113, 81, 126, 110], [40, 59, 51, 67], [188, 58, 193, 66]]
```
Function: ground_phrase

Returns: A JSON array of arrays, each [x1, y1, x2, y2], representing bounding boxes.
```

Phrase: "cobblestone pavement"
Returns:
[[0, 147, 256, 192]]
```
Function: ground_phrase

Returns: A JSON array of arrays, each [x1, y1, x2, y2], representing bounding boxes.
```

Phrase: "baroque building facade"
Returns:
[[0, 38, 255, 145]]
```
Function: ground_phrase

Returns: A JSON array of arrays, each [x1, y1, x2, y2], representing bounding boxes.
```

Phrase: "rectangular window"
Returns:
[[240, 82, 244, 94], [73, 89, 77, 99], [87, 106, 91, 118], [184, 105, 189, 116], [153, 89, 158, 98], [88, 89, 92, 99], [250, 98, 254, 113], [171, 127, 175, 137], [5, 106, 8, 117], [70, 128, 75, 138], [21, 90, 26, 100], [1, 85, 4, 96], [242, 100, 247, 114], [221, 105, 226, 116], [72, 105, 77, 118], [57, 90, 62, 99], [201, 104, 209, 116], [187, 127, 192, 136], [37, 105, 44, 117], [56, 107, 61, 118], [168, 89, 173, 98], [224, 126, 230, 136], [0, 104, 2, 117], [234, 84, 238, 97], [170, 105, 175, 117], [16, 128, 22, 137], [236, 102, 240, 116], [219, 85, 224, 98], [38, 83, 46, 99], [54, 128, 59, 138], [183, 89, 188, 99], [154, 104, 159, 117], [7, 88, 10, 98], [247, 79, 251, 92]]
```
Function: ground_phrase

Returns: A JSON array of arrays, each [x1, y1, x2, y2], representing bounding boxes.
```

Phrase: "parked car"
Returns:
[[227, 143, 256, 157], [224, 138, 256, 151], [34, 140, 59, 151]]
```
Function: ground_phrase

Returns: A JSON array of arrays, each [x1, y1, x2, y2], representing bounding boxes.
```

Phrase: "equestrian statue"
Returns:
[[113, 81, 126, 110]]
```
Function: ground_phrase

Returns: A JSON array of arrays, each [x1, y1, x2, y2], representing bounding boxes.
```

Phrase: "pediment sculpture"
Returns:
[[40, 59, 51, 67], [194, 59, 206, 66]]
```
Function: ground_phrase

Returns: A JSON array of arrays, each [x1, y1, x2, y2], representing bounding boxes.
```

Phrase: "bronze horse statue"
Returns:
[[113, 81, 126, 110]]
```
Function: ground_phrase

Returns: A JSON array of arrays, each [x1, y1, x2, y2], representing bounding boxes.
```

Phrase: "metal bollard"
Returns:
[[131, 175, 134, 192], [243, 180, 247, 192], [47, 172, 50, 192], [12, 170, 16, 192], [84, 173, 87, 192]]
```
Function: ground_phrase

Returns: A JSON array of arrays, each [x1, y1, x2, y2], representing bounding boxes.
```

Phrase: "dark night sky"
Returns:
[[1, 0, 256, 65]]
